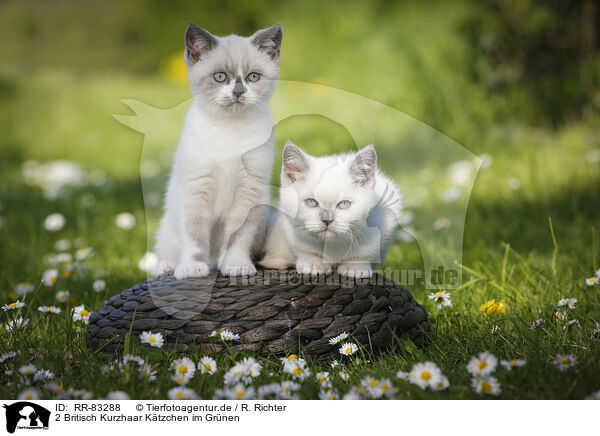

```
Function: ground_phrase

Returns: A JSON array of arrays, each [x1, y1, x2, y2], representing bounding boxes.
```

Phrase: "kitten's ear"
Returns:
[[251, 24, 283, 62], [185, 23, 218, 65], [282, 141, 309, 183], [349, 145, 377, 187]]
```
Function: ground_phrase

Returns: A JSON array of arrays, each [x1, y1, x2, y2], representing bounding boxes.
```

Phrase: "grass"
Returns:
[[1, 0, 600, 400]]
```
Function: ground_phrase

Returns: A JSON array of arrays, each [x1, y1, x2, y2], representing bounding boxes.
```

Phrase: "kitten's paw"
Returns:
[[174, 261, 210, 280], [337, 263, 373, 279], [259, 257, 291, 270], [220, 258, 257, 276], [296, 258, 332, 276], [158, 260, 175, 274]]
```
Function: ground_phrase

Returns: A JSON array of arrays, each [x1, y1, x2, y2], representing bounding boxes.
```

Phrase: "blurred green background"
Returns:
[[0, 0, 599, 400]]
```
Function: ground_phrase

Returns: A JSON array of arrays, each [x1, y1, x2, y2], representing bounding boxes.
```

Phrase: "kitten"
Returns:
[[260, 142, 403, 278], [156, 23, 282, 279]]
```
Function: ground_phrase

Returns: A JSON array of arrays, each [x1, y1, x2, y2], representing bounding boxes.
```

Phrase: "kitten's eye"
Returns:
[[213, 72, 228, 83], [246, 72, 261, 82], [304, 198, 319, 208], [337, 200, 352, 209]]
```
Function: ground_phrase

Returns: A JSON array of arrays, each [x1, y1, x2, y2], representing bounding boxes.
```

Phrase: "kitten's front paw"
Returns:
[[158, 260, 175, 274], [296, 258, 332, 276], [174, 261, 210, 280], [259, 257, 291, 270], [338, 263, 372, 279], [220, 258, 257, 276]]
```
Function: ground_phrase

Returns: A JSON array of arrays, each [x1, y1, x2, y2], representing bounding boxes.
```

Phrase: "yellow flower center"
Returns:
[[25, 395, 32, 400], [148, 337, 155, 343], [481, 382, 492, 392], [345, 348, 352, 354], [319, 377, 327, 383], [64, 271, 71, 278], [562, 357, 571, 365], [420, 371, 431, 380], [80, 309, 89, 316], [47, 307, 51, 311], [369, 378, 377, 387], [509, 359, 517, 365], [435, 292, 443, 297], [327, 395, 334, 400], [292, 367, 303, 375], [288, 354, 297, 360], [176, 392, 183, 398], [9, 303, 16, 308], [51, 277, 57, 283], [236, 390, 245, 398], [203, 363, 212, 371], [478, 361, 488, 370], [178, 365, 188, 374], [381, 384, 389, 391]]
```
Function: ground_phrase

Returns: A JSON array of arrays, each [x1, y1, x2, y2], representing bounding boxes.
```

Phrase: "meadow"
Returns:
[[0, 0, 599, 400]]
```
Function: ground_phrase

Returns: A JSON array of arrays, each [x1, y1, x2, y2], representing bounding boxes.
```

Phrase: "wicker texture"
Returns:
[[88, 269, 430, 359]]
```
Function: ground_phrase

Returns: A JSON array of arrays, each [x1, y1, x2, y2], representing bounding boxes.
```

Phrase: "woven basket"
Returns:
[[88, 269, 430, 360]]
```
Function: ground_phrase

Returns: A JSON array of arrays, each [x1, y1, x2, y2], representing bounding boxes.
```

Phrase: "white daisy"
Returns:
[[557, 297, 577, 309], [330, 359, 342, 368], [42, 269, 58, 287], [319, 389, 338, 400], [55, 253, 72, 264], [18, 388, 40, 400], [396, 370, 410, 380], [409, 361, 442, 390], [121, 354, 146, 368], [563, 319, 580, 329], [338, 342, 358, 356], [428, 291, 452, 309], [55, 239, 71, 251], [75, 247, 93, 260], [586, 277, 599, 286], [431, 375, 450, 391], [508, 178, 521, 190], [19, 364, 37, 375], [280, 381, 301, 394], [500, 359, 527, 370], [72, 305, 91, 324], [5, 317, 29, 331], [138, 252, 159, 273], [92, 279, 106, 292], [106, 391, 130, 400], [257, 383, 283, 400], [529, 318, 545, 330], [15, 283, 34, 297], [33, 369, 54, 382], [139, 364, 157, 381], [282, 359, 311, 381], [553, 353, 577, 372], [74, 389, 94, 400], [0, 351, 18, 364], [168, 387, 197, 400], [214, 383, 255, 400], [140, 331, 164, 348], [280, 354, 304, 365], [171, 374, 190, 385], [115, 212, 136, 230], [219, 329, 240, 341], [338, 371, 350, 381], [466, 351, 498, 376], [342, 386, 362, 400], [328, 332, 349, 345], [432, 217, 450, 231], [198, 356, 217, 375], [44, 213, 65, 231], [316, 371, 330, 386], [55, 290, 70, 302], [2, 300, 25, 311], [38, 306, 61, 314], [172, 357, 196, 379], [472, 376, 501, 395]]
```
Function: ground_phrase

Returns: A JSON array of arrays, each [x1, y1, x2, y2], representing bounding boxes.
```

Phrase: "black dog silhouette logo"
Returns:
[[3, 402, 50, 433]]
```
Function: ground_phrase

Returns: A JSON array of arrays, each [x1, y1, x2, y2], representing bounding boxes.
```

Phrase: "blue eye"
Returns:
[[337, 200, 351, 209], [247, 72, 261, 82], [213, 72, 227, 82], [305, 198, 318, 208]]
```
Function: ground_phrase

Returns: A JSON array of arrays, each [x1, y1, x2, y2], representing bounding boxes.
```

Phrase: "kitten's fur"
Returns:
[[156, 23, 282, 279], [260, 142, 402, 278]]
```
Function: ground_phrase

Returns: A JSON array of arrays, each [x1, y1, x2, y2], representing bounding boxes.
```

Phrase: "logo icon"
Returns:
[[3, 402, 50, 434]]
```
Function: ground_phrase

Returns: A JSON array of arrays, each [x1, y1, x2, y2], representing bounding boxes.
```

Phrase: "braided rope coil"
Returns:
[[88, 269, 430, 360]]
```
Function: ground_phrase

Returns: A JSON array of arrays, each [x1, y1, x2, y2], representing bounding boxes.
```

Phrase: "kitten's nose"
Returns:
[[232, 76, 247, 99], [320, 209, 333, 226]]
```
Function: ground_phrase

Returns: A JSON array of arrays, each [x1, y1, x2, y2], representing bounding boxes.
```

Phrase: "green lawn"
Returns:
[[0, 0, 599, 400]]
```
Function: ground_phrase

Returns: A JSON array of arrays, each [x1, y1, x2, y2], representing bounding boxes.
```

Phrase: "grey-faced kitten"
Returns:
[[156, 23, 282, 279]]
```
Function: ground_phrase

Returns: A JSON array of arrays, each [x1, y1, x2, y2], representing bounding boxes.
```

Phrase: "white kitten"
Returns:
[[260, 142, 403, 278], [156, 23, 282, 279]]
